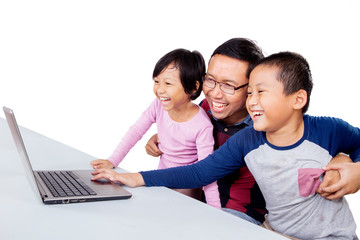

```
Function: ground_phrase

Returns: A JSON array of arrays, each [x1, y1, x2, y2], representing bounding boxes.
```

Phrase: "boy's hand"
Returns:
[[145, 134, 163, 157], [91, 169, 145, 188], [319, 162, 360, 199], [90, 159, 114, 169]]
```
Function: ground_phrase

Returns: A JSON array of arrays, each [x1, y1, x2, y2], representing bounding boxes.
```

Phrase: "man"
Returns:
[[146, 38, 267, 224]]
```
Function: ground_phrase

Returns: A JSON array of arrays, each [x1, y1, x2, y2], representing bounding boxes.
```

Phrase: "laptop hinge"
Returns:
[[34, 172, 48, 198]]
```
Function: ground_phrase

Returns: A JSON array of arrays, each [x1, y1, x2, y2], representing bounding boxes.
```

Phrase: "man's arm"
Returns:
[[319, 118, 360, 199], [319, 160, 360, 199], [317, 154, 351, 198]]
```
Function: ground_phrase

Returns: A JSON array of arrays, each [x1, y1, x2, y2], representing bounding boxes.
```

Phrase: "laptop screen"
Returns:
[[3, 106, 43, 201]]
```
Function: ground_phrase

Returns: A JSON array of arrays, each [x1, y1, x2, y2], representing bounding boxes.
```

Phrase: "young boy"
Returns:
[[92, 52, 360, 239]]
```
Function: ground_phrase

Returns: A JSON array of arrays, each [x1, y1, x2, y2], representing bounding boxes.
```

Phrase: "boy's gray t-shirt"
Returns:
[[142, 115, 360, 239], [246, 140, 356, 239]]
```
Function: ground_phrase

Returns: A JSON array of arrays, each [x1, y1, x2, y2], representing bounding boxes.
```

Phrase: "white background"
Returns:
[[1, 0, 359, 234]]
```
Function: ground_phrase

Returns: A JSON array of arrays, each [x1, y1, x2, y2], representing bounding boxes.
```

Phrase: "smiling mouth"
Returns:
[[252, 111, 263, 118], [212, 101, 228, 112], [160, 97, 171, 104]]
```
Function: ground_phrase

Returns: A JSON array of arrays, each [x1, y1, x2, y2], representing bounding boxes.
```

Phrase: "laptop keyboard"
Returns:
[[38, 171, 97, 197]]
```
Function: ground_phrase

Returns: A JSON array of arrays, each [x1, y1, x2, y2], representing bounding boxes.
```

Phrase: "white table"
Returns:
[[0, 118, 287, 240]]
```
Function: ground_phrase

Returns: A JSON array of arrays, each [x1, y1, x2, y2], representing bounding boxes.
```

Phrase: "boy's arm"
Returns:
[[91, 137, 245, 190], [141, 134, 247, 189], [91, 169, 145, 187]]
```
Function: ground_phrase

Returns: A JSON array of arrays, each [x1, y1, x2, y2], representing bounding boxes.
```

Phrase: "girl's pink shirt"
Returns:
[[108, 98, 220, 208]]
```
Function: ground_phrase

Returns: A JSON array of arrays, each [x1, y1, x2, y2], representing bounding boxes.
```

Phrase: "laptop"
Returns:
[[3, 106, 132, 204]]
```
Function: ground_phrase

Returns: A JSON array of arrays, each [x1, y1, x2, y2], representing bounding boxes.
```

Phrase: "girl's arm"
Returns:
[[195, 124, 221, 209], [107, 99, 158, 167]]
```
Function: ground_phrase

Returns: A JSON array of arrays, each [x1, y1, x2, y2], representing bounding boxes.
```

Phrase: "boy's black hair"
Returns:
[[153, 48, 205, 100], [250, 51, 313, 113], [211, 38, 264, 78]]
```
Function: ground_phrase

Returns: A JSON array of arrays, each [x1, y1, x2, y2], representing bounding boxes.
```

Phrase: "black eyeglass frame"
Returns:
[[202, 76, 248, 95]]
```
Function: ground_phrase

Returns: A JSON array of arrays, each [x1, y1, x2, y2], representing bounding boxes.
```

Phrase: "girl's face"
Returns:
[[153, 64, 191, 114]]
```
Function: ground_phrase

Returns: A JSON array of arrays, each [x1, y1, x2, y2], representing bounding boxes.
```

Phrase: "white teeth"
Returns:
[[160, 97, 170, 101], [213, 102, 227, 108], [253, 111, 263, 116]]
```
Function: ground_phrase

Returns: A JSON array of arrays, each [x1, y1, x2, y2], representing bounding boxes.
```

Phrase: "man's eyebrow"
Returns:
[[205, 73, 238, 85]]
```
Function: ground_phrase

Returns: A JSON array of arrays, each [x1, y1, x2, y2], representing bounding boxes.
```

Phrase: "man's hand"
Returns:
[[319, 161, 360, 199], [91, 169, 145, 188], [317, 168, 340, 198], [145, 134, 163, 157], [90, 159, 114, 169], [317, 154, 352, 199]]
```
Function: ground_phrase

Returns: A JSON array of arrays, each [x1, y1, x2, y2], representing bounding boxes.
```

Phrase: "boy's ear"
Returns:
[[293, 89, 307, 110]]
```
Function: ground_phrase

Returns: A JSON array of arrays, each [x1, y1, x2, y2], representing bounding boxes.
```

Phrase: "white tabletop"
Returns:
[[0, 117, 287, 240]]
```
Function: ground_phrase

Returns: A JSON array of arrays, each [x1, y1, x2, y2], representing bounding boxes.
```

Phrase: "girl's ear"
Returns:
[[189, 80, 201, 100], [293, 89, 307, 110], [195, 80, 200, 91]]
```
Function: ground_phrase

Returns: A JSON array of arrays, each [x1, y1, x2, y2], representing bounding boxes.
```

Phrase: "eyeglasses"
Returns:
[[202, 76, 248, 95]]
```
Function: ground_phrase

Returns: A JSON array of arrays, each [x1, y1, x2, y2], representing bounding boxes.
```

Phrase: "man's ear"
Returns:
[[293, 89, 307, 110]]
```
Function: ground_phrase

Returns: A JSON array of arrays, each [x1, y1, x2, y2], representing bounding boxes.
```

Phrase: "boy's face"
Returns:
[[246, 65, 297, 134], [203, 54, 249, 126]]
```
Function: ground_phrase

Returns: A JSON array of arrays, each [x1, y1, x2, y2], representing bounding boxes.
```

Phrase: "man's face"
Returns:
[[203, 54, 250, 126]]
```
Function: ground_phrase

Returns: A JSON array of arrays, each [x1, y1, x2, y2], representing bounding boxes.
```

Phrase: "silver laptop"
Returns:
[[3, 106, 132, 204]]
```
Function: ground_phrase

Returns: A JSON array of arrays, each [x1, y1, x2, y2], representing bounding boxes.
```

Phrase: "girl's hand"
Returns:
[[90, 159, 114, 169], [91, 169, 145, 188]]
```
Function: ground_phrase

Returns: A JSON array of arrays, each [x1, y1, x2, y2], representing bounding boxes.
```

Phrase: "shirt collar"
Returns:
[[207, 110, 253, 127]]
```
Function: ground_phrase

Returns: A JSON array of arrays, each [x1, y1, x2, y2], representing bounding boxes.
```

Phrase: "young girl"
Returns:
[[91, 49, 220, 208]]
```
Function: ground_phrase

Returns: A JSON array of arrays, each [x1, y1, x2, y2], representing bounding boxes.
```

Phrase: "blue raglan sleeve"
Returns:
[[334, 118, 360, 162], [312, 116, 360, 163], [141, 129, 250, 189]]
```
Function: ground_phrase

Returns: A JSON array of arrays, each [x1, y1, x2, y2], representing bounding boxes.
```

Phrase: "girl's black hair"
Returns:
[[153, 48, 205, 100]]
